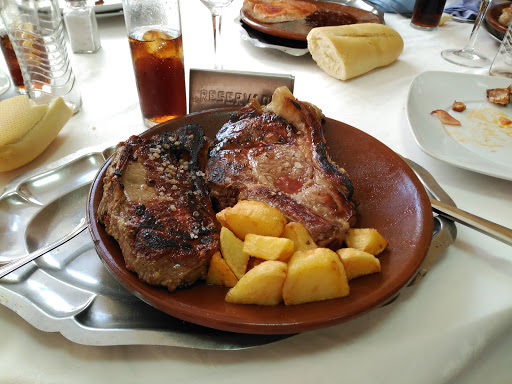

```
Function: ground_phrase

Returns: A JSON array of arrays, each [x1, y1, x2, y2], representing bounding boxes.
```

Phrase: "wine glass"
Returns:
[[200, 0, 234, 69], [441, 0, 491, 67]]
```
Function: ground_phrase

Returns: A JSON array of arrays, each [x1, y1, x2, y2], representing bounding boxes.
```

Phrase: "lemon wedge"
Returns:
[[0, 95, 73, 172]]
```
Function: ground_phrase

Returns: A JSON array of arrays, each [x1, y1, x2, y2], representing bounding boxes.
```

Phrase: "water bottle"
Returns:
[[0, 0, 82, 113]]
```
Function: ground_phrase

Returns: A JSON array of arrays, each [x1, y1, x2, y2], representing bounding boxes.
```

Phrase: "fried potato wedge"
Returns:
[[220, 227, 250, 279], [213, 201, 387, 307], [246, 256, 266, 271], [344, 228, 388, 255], [225, 260, 287, 306], [206, 251, 238, 288], [216, 209, 228, 228], [336, 248, 381, 281], [243, 234, 295, 262], [282, 222, 318, 251], [216, 200, 287, 240], [283, 248, 349, 305]]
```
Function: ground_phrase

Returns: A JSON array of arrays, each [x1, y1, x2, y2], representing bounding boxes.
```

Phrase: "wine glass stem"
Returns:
[[211, 13, 222, 70], [461, 0, 490, 53]]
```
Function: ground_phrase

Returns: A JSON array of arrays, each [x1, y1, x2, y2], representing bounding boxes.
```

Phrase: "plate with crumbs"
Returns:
[[87, 107, 433, 335], [406, 71, 512, 181]]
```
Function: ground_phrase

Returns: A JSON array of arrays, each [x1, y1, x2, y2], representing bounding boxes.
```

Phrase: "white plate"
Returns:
[[406, 71, 512, 181], [93, 1, 122, 14]]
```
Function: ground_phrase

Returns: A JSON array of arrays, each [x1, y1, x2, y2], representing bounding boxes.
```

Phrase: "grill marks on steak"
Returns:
[[206, 87, 356, 249], [97, 124, 220, 292]]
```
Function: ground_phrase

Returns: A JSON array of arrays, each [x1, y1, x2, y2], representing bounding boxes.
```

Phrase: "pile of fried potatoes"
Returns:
[[206, 200, 388, 306]]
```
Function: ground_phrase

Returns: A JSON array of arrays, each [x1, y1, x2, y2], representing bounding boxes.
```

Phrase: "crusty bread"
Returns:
[[0, 95, 73, 172], [307, 23, 404, 81]]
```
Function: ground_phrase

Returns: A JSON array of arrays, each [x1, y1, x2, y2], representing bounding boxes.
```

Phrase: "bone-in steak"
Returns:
[[206, 87, 356, 249], [98, 124, 220, 292]]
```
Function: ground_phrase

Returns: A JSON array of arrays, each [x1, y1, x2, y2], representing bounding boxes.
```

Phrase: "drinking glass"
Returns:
[[1, 14, 24, 94], [441, 0, 491, 67], [489, 19, 512, 78], [410, 0, 447, 31], [122, 0, 187, 128], [199, 0, 234, 70]]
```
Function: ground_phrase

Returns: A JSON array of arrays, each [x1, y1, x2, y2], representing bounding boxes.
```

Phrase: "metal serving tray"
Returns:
[[0, 146, 455, 350]]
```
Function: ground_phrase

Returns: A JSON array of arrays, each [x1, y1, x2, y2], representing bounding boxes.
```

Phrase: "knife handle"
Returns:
[[430, 199, 512, 247]]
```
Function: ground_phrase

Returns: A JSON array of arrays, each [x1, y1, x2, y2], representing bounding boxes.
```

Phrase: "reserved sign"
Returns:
[[189, 69, 295, 113]]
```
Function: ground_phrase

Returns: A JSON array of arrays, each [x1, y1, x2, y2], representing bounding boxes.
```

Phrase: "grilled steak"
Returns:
[[206, 87, 357, 249], [97, 124, 220, 292]]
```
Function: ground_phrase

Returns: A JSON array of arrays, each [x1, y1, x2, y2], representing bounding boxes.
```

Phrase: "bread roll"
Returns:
[[0, 95, 73, 172], [307, 23, 404, 81]]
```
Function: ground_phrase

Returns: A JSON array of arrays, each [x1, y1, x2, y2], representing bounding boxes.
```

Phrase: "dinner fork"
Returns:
[[403, 158, 512, 247], [0, 218, 88, 279]]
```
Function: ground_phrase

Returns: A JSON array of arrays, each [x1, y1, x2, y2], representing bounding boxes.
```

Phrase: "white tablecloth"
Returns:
[[1, 1, 511, 383]]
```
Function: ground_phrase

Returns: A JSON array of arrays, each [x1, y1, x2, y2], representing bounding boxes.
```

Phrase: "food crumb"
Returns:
[[486, 88, 510, 105], [431, 109, 461, 126], [499, 116, 512, 125], [452, 101, 466, 112]]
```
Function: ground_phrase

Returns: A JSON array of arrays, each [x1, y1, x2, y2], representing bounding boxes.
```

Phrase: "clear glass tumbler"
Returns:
[[489, 20, 512, 78], [0, 0, 82, 113], [410, 0, 448, 31], [0, 14, 25, 93], [122, 0, 187, 128]]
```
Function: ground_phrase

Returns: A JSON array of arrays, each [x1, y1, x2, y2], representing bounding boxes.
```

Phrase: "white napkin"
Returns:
[[444, 0, 480, 21]]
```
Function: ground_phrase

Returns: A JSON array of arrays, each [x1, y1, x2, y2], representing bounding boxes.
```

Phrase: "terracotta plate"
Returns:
[[240, 0, 382, 41], [87, 108, 433, 335], [485, 2, 510, 38]]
